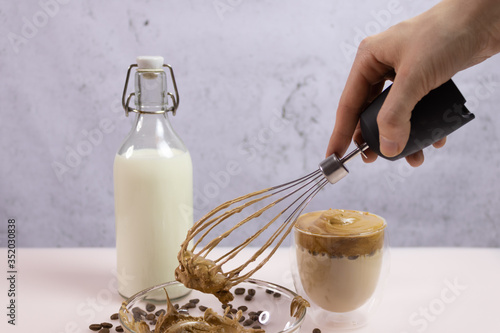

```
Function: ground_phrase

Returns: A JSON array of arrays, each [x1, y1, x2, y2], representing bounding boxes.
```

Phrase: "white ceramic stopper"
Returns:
[[136, 56, 164, 70]]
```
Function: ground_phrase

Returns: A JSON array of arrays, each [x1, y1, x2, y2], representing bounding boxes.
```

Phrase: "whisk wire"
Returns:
[[212, 170, 324, 266], [226, 175, 330, 282], [193, 170, 324, 261], [268, 169, 322, 192], [193, 192, 274, 255], [222, 171, 328, 278]]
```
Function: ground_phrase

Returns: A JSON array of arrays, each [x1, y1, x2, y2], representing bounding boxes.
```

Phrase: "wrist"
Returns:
[[478, 0, 500, 56], [448, 0, 500, 57]]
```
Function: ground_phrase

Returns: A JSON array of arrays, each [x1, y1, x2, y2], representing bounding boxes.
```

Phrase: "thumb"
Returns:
[[376, 77, 426, 157]]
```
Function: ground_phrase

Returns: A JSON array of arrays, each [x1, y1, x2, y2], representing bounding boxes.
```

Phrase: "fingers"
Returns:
[[326, 103, 360, 158], [376, 66, 450, 159], [405, 150, 425, 167], [403, 137, 446, 166], [432, 137, 447, 148], [402, 137, 445, 167], [376, 68, 431, 157], [327, 39, 393, 158]]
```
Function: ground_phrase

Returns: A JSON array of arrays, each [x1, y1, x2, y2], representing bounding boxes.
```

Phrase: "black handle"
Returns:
[[359, 79, 475, 161]]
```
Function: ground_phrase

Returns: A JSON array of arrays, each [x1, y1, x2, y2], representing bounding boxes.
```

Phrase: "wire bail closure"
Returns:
[[121, 64, 180, 117]]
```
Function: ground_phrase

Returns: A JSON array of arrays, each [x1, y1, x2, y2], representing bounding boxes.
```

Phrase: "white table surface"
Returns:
[[1, 247, 500, 333]]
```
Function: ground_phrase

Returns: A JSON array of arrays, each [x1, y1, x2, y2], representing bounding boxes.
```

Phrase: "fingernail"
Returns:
[[379, 136, 399, 157]]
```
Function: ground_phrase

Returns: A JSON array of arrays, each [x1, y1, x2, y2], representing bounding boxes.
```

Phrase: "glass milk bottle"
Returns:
[[114, 56, 192, 299]]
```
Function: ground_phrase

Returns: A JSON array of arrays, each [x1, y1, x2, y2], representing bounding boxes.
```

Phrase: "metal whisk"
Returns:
[[176, 79, 474, 303], [175, 142, 369, 303]]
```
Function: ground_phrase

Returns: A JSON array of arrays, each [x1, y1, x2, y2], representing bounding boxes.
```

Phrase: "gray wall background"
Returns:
[[1, 0, 499, 247]]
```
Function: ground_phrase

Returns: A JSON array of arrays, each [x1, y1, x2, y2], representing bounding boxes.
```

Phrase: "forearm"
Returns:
[[443, 0, 500, 60]]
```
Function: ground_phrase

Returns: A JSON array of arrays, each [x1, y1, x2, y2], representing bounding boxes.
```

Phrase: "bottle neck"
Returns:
[[116, 70, 187, 156], [135, 70, 168, 112], [133, 69, 175, 148]]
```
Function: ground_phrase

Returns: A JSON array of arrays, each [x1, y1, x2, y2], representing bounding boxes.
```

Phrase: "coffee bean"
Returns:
[[101, 322, 113, 329], [222, 303, 232, 309], [182, 302, 196, 309], [174, 304, 180, 310], [237, 305, 248, 312], [155, 309, 166, 317], [99, 329, 110, 333], [226, 314, 233, 319], [265, 289, 274, 294], [238, 316, 245, 323], [115, 326, 124, 332], [256, 311, 263, 315], [235, 288, 246, 295], [250, 315, 259, 321], [132, 307, 147, 317], [313, 329, 321, 333], [146, 303, 156, 312], [273, 292, 281, 298], [247, 289, 256, 296], [243, 319, 254, 326], [252, 325, 262, 329], [150, 319, 157, 325], [89, 324, 102, 331], [248, 311, 257, 316], [348, 255, 359, 260], [110, 313, 119, 320], [244, 295, 253, 301], [146, 313, 155, 321], [199, 305, 208, 312], [189, 298, 200, 304], [230, 308, 238, 314]]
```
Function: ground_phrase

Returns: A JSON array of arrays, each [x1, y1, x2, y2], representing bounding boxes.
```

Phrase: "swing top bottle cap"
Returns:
[[137, 56, 164, 70]]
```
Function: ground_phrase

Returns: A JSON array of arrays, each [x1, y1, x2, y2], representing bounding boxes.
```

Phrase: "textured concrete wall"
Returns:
[[1, 0, 499, 247]]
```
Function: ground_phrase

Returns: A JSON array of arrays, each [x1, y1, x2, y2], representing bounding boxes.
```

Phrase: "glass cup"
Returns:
[[290, 209, 389, 329]]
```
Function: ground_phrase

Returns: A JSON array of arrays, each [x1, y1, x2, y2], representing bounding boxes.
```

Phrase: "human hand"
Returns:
[[327, 0, 500, 166]]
